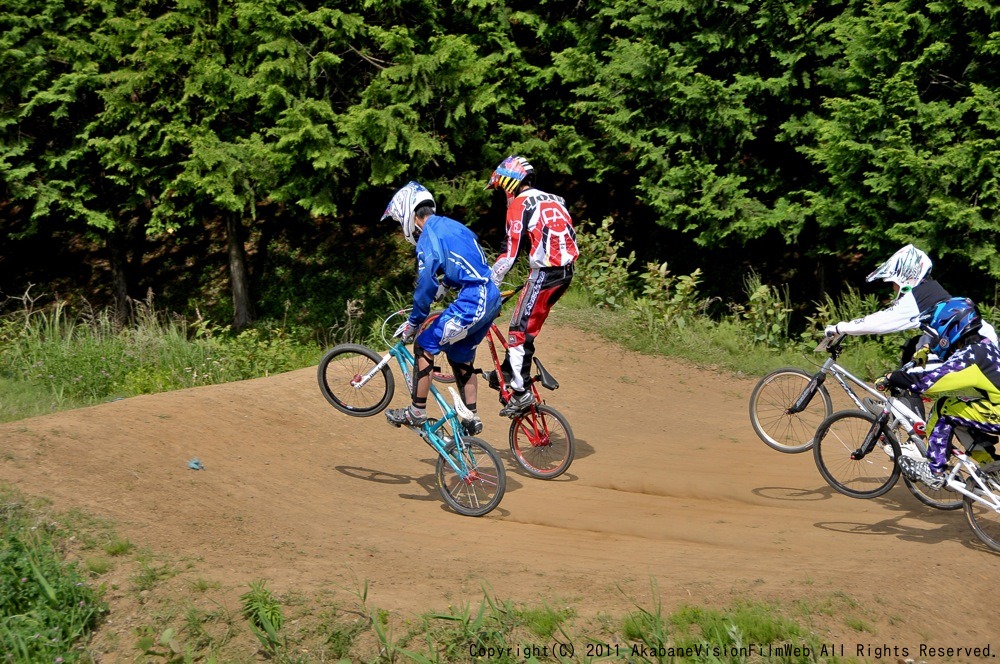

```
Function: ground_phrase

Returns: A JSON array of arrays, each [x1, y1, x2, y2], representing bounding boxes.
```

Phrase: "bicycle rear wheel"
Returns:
[[509, 404, 574, 479], [317, 344, 394, 416], [749, 368, 833, 453], [813, 410, 901, 499], [963, 462, 1000, 552], [436, 437, 506, 516]]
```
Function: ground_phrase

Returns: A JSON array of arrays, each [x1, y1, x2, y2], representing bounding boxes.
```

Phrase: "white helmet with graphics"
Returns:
[[866, 244, 932, 288], [382, 181, 435, 246]]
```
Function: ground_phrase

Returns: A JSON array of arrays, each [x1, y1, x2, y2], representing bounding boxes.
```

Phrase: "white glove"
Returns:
[[394, 320, 416, 342], [434, 283, 448, 302], [824, 324, 840, 337]]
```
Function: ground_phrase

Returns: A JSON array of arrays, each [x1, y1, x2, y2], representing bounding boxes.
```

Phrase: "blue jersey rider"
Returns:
[[381, 181, 502, 436]]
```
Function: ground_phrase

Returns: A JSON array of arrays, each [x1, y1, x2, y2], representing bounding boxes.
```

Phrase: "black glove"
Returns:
[[887, 370, 915, 391]]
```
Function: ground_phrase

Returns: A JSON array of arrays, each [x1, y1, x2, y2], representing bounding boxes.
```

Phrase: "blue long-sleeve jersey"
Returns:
[[408, 215, 494, 326]]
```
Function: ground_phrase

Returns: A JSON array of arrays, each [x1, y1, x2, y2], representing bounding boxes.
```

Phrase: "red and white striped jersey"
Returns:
[[491, 188, 579, 284]]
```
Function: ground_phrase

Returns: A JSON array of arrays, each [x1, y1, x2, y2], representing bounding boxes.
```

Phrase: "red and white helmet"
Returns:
[[381, 181, 435, 246], [486, 155, 534, 196], [866, 244, 932, 289]]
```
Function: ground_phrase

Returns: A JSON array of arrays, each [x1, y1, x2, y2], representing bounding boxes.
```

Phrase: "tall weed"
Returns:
[[0, 295, 319, 422], [730, 272, 793, 349], [574, 216, 635, 309], [632, 262, 712, 335], [0, 490, 105, 662]]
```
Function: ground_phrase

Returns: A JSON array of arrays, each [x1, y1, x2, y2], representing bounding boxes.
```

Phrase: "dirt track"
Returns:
[[2, 322, 998, 660]]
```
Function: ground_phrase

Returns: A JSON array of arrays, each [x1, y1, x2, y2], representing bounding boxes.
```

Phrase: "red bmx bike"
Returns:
[[420, 289, 575, 480]]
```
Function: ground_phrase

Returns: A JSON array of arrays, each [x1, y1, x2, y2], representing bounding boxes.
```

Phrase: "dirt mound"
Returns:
[[1, 323, 997, 659]]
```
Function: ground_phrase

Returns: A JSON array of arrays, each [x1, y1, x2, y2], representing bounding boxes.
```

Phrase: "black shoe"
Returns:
[[499, 391, 535, 418], [462, 416, 483, 436]]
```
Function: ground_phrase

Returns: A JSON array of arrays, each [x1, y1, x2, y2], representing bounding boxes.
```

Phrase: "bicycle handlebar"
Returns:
[[499, 282, 525, 304]]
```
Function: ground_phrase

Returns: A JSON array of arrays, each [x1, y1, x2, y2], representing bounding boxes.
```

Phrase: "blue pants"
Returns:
[[416, 284, 501, 364]]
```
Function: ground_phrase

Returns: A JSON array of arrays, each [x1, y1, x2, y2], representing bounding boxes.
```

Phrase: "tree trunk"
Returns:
[[127, 214, 147, 299], [105, 225, 131, 325], [226, 212, 254, 331]]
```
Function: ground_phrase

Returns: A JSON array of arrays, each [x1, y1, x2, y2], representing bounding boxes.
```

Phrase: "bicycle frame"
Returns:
[[850, 381, 1000, 499], [482, 323, 547, 404], [941, 452, 1000, 513], [800, 335, 926, 440], [481, 285, 559, 404], [354, 339, 477, 479]]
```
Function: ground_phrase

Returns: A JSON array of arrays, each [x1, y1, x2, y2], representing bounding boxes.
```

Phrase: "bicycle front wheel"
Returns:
[[509, 404, 575, 479], [436, 437, 506, 516], [749, 368, 833, 453], [813, 410, 901, 499], [317, 344, 394, 416], [963, 463, 1000, 552]]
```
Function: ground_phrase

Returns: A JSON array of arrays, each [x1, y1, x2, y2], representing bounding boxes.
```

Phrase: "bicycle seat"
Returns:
[[970, 428, 1000, 446], [532, 358, 559, 390]]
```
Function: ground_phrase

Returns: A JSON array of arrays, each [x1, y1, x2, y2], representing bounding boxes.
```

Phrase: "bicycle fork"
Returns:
[[351, 352, 393, 389], [851, 414, 889, 461], [787, 371, 827, 414]]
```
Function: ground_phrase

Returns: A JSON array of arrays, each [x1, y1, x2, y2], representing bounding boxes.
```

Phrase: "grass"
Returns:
[[0, 298, 320, 424], [554, 288, 906, 383], [0, 488, 106, 662], [0, 482, 862, 661]]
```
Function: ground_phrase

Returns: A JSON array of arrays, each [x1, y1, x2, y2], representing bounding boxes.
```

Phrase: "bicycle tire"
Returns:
[[813, 409, 901, 499], [416, 311, 456, 383], [436, 437, 506, 516], [963, 463, 1000, 552], [317, 344, 394, 416], [749, 367, 833, 453], [508, 404, 575, 479]]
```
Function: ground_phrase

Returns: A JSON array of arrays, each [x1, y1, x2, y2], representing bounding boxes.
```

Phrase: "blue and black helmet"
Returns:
[[918, 297, 983, 360]]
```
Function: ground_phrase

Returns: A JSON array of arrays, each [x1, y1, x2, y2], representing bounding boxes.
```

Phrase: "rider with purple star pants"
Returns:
[[889, 337, 1000, 473]]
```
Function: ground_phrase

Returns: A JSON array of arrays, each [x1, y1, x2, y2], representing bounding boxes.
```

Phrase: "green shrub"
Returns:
[[730, 272, 794, 350], [574, 216, 636, 309], [632, 262, 709, 334]]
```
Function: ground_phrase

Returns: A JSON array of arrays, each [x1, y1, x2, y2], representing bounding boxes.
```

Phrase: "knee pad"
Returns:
[[449, 360, 475, 392], [412, 344, 436, 386]]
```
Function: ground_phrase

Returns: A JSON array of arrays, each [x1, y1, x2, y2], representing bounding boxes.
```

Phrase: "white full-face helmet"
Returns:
[[381, 181, 435, 246], [865, 244, 932, 289]]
